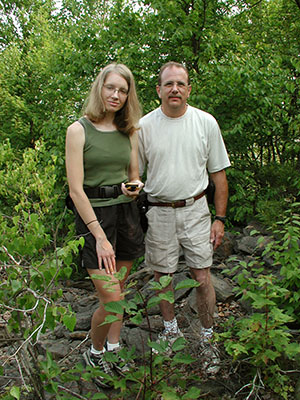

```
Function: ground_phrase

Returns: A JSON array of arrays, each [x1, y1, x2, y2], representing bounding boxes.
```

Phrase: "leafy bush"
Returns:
[[261, 203, 300, 321], [75, 272, 202, 399], [0, 139, 81, 400], [1, 262, 202, 399], [219, 204, 300, 399]]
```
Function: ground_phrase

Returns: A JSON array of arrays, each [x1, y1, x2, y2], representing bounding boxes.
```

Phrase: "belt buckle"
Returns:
[[103, 186, 114, 198], [185, 197, 195, 207]]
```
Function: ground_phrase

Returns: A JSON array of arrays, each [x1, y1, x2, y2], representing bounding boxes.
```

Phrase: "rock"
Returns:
[[69, 331, 89, 340], [37, 339, 70, 359], [139, 314, 163, 332], [187, 273, 234, 314], [54, 324, 70, 339], [75, 308, 95, 330], [213, 231, 235, 262], [211, 273, 235, 302], [236, 235, 260, 255], [122, 326, 152, 354]]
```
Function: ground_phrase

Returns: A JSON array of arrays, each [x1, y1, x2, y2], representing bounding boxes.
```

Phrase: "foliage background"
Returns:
[[1, 0, 299, 229], [0, 1, 300, 399]]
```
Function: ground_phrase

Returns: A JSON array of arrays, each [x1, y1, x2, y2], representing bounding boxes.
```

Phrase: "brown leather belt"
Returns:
[[148, 191, 205, 208]]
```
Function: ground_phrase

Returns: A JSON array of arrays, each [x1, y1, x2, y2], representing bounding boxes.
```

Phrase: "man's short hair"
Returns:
[[158, 62, 190, 85]]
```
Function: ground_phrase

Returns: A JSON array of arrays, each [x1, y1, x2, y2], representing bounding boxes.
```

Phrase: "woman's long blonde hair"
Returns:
[[83, 63, 142, 136]]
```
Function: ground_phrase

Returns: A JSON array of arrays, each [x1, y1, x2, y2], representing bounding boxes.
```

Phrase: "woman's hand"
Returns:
[[121, 179, 144, 197], [96, 238, 116, 274]]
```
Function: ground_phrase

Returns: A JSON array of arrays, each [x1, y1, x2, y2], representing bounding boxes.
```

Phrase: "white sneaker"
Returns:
[[153, 329, 185, 356], [105, 345, 133, 376], [199, 337, 220, 375], [83, 349, 114, 388]]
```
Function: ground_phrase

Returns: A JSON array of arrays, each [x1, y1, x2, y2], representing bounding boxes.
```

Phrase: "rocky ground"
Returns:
[[1, 222, 300, 399]]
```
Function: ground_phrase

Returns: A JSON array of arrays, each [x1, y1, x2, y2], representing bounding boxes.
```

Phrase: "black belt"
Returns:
[[148, 191, 205, 208], [84, 184, 122, 199]]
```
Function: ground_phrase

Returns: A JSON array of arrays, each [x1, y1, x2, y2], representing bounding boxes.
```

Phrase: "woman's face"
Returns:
[[102, 72, 129, 113]]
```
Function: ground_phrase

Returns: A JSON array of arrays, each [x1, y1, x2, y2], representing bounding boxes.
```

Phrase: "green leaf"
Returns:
[[158, 291, 174, 304], [90, 274, 112, 282], [62, 314, 76, 332], [11, 279, 22, 293], [159, 275, 173, 288], [171, 336, 186, 351], [182, 387, 202, 399], [172, 353, 195, 364], [92, 391, 108, 398], [100, 315, 120, 326], [147, 295, 161, 309], [10, 386, 20, 399], [175, 279, 200, 290], [104, 301, 124, 314], [103, 351, 118, 363], [161, 389, 180, 399], [263, 349, 281, 363], [149, 281, 163, 290], [63, 266, 73, 278], [149, 339, 168, 354], [114, 266, 127, 281], [226, 342, 248, 357], [129, 311, 143, 325], [285, 342, 300, 358]]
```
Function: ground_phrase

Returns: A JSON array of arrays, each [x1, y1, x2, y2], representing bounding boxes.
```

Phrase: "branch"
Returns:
[[234, 369, 264, 399], [57, 385, 88, 400], [58, 331, 90, 364], [44, 205, 69, 294], [248, 0, 264, 8], [235, 0, 264, 15], [0, 287, 50, 314], [1, 245, 21, 266], [3, 297, 50, 365], [15, 355, 30, 392]]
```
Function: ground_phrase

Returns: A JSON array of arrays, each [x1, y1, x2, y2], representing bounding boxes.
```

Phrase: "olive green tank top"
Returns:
[[79, 117, 132, 207]]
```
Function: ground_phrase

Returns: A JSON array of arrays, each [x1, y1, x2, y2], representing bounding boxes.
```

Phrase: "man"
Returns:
[[138, 62, 230, 374]]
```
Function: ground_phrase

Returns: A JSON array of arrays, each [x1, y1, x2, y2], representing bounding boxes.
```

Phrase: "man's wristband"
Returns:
[[214, 216, 226, 224]]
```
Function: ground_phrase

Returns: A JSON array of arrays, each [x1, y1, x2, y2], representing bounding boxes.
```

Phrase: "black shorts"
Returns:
[[75, 201, 145, 270]]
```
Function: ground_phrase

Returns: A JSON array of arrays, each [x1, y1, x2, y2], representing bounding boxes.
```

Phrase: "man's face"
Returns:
[[156, 66, 191, 117]]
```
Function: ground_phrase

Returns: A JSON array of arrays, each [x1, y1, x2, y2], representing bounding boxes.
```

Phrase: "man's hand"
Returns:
[[210, 220, 225, 250]]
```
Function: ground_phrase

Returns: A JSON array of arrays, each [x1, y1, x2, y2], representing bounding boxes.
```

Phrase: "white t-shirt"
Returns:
[[138, 105, 231, 202]]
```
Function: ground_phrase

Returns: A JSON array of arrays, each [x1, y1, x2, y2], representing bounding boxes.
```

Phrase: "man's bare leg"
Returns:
[[189, 267, 215, 328], [189, 267, 220, 374], [154, 271, 175, 321]]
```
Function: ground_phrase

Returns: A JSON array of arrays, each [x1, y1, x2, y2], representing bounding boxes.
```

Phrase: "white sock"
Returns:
[[91, 345, 105, 355], [106, 341, 120, 351], [202, 327, 213, 339], [164, 318, 179, 334]]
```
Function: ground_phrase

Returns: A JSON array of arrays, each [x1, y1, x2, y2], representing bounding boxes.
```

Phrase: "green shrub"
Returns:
[[262, 203, 300, 322], [0, 139, 81, 399], [220, 204, 300, 399]]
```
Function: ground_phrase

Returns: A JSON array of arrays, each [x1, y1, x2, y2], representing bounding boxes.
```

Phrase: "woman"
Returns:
[[65, 63, 144, 386]]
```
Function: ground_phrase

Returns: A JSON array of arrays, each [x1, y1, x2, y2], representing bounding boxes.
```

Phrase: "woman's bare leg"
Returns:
[[106, 260, 134, 344]]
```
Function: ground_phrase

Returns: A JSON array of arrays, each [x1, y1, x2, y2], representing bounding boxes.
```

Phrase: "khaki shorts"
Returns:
[[145, 197, 213, 273]]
